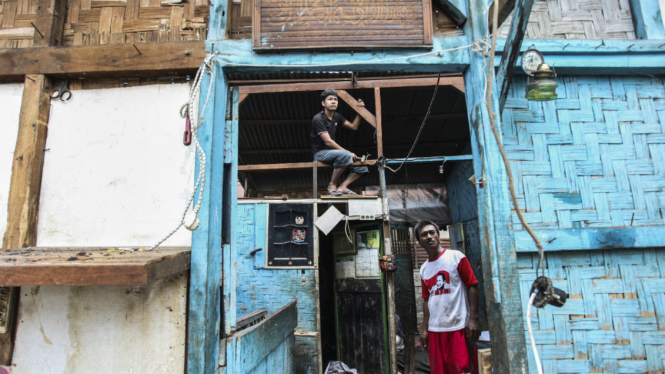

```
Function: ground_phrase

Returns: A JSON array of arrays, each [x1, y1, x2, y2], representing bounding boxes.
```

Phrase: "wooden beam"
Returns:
[[432, 0, 468, 25], [240, 141, 467, 155], [238, 160, 376, 172], [337, 89, 376, 128], [237, 76, 465, 95], [0, 41, 207, 82], [375, 87, 383, 157], [32, 0, 67, 47], [488, 0, 516, 32], [496, 0, 535, 113], [239, 113, 468, 126], [0, 74, 51, 365], [0, 247, 191, 286]]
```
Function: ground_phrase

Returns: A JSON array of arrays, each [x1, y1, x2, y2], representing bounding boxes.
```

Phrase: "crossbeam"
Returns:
[[237, 76, 465, 95], [238, 160, 376, 172], [0, 41, 207, 81]]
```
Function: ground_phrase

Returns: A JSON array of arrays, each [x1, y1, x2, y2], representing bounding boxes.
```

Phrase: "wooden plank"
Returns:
[[252, 0, 260, 48], [422, 0, 433, 45], [319, 194, 378, 199], [32, 0, 68, 47], [375, 87, 383, 157], [488, 0, 516, 31], [432, 0, 468, 25], [187, 64, 224, 374], [496, 0, 535, 113], [337, 89, 376, 128], [0, 247, 191, 286], [238, 76, 465, 95], [239, 160, 376, 172], [514, 226, 665, 252], [0, 27, 34, 39], [235, 300, 297, 372], [0, 74, 51, 365], [0, 40, 207, 81]]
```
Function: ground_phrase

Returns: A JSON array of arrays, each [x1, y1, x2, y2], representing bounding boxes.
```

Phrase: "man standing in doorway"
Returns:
[[312, 88, 368, 195], [416, 219, 480, 374]]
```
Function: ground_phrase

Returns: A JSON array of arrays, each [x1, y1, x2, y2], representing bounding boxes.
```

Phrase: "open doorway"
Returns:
[[233, 72, 486, 374]]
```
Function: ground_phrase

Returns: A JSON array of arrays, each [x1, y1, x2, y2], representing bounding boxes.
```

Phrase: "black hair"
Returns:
[[414, 220, 440, 237], [320, 88, 338, 101]]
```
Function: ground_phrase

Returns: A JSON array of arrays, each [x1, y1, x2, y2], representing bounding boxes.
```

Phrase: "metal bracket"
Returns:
[[0, 287, 16, 334], [468, 174, 485, 188]]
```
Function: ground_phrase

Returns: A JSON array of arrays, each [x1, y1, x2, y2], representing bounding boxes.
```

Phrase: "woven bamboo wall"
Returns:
[[0, 0, 38, 48], [518, 248, 665, 373], [499, 0, 636, 39], [61, 0, 210, 46], [502, 75, 665, 230]]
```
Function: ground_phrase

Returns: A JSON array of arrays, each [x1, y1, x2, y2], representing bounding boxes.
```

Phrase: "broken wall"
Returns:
[[0, 83, 23, 243], [10, 83, 194, 374]]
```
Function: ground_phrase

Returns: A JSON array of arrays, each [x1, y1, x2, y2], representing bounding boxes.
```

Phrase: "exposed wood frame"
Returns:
[[238, 160, 376, 172], [337, 90, 377, 128], [0, 41, 207, 82], [488, 0, 516, 32], [0, 74, 52, 365], [240, 141, 467, 155], [32, 0, 67, 47], [422, 0, 433, 45], [237, 76, 465, 95], [432, 0, 468, 26], [496, 0, 535, 113]]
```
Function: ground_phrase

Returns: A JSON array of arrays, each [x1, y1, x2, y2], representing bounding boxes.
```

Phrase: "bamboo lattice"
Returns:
[[499, 0, 636, 40]]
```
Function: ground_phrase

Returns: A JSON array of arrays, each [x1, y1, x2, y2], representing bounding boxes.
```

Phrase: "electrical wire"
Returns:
[[384, 73, 442, 174], [527, 292, 544, 374]]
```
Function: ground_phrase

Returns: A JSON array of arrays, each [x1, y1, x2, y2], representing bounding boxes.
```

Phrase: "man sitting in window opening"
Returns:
[[416, 219, 480, 374], [311, 88, 368, 196]]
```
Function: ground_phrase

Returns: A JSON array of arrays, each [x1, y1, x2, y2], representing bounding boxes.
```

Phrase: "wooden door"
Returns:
[[333, 223, 387, 374]]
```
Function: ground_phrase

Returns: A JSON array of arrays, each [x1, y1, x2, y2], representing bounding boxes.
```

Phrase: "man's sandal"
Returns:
[[328, 190, 342, 196], [340, 190, 357, 195]]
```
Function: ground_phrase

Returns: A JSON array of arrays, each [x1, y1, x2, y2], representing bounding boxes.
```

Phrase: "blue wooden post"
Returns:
[[463, 0, 528, 372], [628, 0, 665, 39], [187, 62, 227, 374], [222, 85, 239, 335]]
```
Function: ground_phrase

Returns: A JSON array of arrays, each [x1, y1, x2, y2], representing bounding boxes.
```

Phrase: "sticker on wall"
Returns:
[[295, 216, 304, 225], [292, 229, 306, 243]]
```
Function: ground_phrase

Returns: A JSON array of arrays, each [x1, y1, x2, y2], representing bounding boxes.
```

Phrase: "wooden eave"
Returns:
[[0, 247, 191, 286]]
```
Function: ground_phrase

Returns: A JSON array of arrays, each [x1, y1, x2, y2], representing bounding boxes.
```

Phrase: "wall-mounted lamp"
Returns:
[[522, 46, 558, 101]]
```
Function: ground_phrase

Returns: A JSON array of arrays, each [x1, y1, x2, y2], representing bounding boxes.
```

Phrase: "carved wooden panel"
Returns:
[[253, 0, 433, 50]]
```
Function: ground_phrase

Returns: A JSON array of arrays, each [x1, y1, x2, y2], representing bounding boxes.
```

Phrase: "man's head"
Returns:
[[415, 219, 440, 252], [436, 273, 445, 289], [320, 88, 338, 112]]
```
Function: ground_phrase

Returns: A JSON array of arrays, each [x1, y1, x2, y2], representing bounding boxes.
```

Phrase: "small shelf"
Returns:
[[0, 247, 191, 287]]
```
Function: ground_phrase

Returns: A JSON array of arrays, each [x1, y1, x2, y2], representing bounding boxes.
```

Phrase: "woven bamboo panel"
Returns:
[[517, 248, 665, 373], [499, 0, 636, 40], [503, 76, 665, 230], [0, 0, 38, 49], [61, 0, 210, 46]]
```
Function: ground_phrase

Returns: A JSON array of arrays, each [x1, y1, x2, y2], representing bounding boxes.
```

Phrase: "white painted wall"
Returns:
[[0, 83, 23, 244], [12, 84, 195, 374]]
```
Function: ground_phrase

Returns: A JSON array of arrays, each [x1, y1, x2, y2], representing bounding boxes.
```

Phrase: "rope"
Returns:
[[480, 0, 545, 275], [383, 72, 442, 174], [147, 55, 216, 250]]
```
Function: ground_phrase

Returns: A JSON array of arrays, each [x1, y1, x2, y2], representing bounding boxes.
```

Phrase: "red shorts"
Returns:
[[427, 329, 477, 374]]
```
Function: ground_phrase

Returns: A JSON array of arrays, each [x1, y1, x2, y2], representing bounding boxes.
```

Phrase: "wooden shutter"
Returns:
[[253, 0, 433, 50]]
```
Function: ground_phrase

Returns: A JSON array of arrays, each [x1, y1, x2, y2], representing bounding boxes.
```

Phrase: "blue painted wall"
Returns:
[[247, 334, 295, 374], [236, 203, 319, 373], [504, 75, 665, 373]]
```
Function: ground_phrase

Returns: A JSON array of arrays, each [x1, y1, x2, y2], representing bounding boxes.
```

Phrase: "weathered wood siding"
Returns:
[[504, 75, 665, 372], [237, 203, 318, 373], [499, 0, 636, 40], [0, 84, 23, 244], [253, 0, 432, 50], [518, 248, 665, 373], [0, 0, 38, 48]]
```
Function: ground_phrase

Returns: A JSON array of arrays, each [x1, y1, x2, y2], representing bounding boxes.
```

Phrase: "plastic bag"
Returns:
[[324, 361, 358, 374]]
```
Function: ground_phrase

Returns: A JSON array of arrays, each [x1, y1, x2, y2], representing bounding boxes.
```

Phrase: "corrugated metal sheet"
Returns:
[[235, 73, 471, 193]]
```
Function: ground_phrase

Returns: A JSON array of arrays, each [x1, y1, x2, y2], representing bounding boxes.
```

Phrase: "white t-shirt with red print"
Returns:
[[420, 248, 478, 332]]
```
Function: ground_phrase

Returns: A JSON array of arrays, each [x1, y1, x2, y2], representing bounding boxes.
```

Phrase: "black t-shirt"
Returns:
[[311, 111, 346, 153]]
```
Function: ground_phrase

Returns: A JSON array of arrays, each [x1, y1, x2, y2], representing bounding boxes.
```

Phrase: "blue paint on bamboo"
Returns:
[[628, 0, 665, 39], [187, 63, 225, 374]]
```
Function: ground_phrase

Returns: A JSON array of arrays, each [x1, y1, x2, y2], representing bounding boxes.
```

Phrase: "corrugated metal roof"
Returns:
[[235, 74, 470, 193]]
